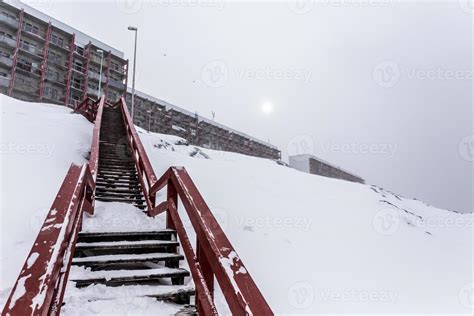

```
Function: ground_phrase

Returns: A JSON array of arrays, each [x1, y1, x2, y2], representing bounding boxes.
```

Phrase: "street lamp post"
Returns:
[[128, 26, 138, 121], [97, 49, 104, 98]]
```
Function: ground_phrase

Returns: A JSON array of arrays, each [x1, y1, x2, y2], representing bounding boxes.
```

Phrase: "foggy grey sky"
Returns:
[[27, 0, 472, 213]]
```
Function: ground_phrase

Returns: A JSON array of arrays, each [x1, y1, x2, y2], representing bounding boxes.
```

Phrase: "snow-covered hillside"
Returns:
[[0, 95, 92, 306], [0, 96, 472, 314], [138, 130, 473, 314]]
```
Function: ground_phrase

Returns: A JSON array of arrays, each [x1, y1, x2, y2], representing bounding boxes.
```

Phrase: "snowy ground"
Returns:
[[138, 129, 473, 315], [0, 95, 92, 306], [1, 96, 472, 314]]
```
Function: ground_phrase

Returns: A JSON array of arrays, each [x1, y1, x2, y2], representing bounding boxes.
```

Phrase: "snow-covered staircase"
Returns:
[[67, 230, 195, 306], [65, 104, 196, 312], [95, 106, 146, 208]]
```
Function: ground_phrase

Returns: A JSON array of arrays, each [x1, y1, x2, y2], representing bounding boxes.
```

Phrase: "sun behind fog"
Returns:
[[261, 101, 274, 115]]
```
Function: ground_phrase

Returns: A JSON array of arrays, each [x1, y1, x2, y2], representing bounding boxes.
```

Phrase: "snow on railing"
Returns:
[[149, 167, 273, 315], [88, 95, 105, 180], [118, 97, 158, 212], [2, 163, 95, 316], [117, 96, 273, 315]]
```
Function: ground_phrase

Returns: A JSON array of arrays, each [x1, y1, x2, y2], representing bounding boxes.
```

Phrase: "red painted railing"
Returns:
[[74, 95, 104, 123], [118, 97, 158, 212], [117, 97, 273, 315], [88, 95, 105, 180], [2, 163, 95, 316]]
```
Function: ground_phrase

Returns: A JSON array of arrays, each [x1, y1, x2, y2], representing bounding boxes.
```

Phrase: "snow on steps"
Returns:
[[63, 227, 196, 314], [69, 266, 190, 287]]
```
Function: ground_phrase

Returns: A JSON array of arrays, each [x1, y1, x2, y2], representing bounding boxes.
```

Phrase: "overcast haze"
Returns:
[[26, 0, 473, 213]]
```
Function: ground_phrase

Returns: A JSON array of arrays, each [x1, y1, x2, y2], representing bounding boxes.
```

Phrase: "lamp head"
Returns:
[[128, 26, 137, 31]]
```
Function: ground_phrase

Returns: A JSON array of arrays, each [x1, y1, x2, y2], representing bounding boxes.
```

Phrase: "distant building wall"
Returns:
[[289, 156, 310, 173], [126, 90, 281, 160], [289, 154, 365, 184]]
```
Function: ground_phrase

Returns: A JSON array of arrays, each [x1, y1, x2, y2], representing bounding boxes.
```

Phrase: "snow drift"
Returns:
[[0, 95, 472, 314]]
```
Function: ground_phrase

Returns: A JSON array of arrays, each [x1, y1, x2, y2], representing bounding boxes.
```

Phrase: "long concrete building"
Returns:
[[289, 154, 365, 184], [0, 0, 280, 160]]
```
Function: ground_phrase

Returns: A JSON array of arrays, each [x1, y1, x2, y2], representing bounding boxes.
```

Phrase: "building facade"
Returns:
[[126, 90, 280, 160], [289, 154, 365, 184], [0, 1, 128, 107], [0, 0, 280, 160]]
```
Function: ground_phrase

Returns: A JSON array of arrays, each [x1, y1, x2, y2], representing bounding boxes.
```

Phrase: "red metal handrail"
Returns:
[[149, 167, 273, 315], [2, 163, 95, 316], [88, 95, 105, 180], [73, 95, 104, 123], [116, 97, 272, 315], [117, 97, 158, 213]]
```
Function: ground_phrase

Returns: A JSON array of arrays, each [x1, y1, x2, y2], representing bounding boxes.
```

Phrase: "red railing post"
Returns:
[[197, 239, 215, 314], [166, 179, 177, 231]]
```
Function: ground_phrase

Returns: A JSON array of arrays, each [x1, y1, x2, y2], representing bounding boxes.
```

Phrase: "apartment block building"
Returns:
[[0, 0, 280, 160], [0, 0, 128, 106], [126, 90, 281, 160], [289, 154, 365, 184]]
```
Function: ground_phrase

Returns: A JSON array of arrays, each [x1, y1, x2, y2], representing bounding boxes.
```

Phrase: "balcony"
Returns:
[[71, 63, 86, 74], [0, 56, 13, 67], [0, 15, 19, 29], [49, 39, 70, 51], [87, 87, 99, 96], [0, 35, 17, 47], [46, 76, 66, 86], [0, 76, 10, 87], [48, 58, 67, 69], [110, 66, 126, 75], [88, 70, 106, 82], [22, 25, 47, 41], [90, 54, 104, 65], [17, 62, 42, 76], [19, 42, 44, 58], [43, 92, 63, 103], [14, 81, 39, 94], [71, 82, 85, 91], [108, 78, 124, 89]]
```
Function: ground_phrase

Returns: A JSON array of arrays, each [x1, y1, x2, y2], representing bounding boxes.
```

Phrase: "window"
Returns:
[[75, 46, 84, 56], [0, 31, 14, 39], [51, 34, 64, 47], [111, 61, 121, 71], [24, 23, 40, 36], [47, 69, 60, 82], [1, 11, 17, 20], [0, 72, 8, 78], [48, 51, 62, 65]]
